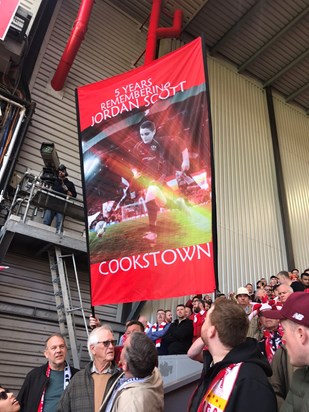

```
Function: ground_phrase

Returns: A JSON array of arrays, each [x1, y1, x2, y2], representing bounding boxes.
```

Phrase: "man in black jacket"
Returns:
[[188, 298, 277, 412], [161, 304, 193, 355], [17, 333, 78, 412], [43, 164, 77, 233]]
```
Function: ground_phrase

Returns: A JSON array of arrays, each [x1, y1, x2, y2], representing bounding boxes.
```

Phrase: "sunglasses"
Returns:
[[97, 340, 117, 348], [0, 390, 8, 400]]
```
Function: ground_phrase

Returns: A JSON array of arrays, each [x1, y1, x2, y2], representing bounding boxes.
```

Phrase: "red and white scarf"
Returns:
[[262, 329, 283, 363], [37, 363, 72, 412], [197, 363, 243, 412], [151, 322, 166, 347]]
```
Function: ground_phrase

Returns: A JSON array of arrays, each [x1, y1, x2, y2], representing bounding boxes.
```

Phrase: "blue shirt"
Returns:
[[43, 369, 64, 412]]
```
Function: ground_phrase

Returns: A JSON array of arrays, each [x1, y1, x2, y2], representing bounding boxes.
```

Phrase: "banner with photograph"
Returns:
[[76, 37, 216, 305]]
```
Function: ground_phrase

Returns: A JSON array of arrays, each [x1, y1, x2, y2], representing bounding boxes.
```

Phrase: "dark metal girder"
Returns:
[[263, 48, 309, 87], [286, 81, 309, 103], [210, 0, 268, 55], [181, 0, 209, 31], [238, 5, 309, 73]]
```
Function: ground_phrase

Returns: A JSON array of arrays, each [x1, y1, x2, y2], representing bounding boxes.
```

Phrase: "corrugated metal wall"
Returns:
[[207, 57, 288, 293], [274, 97, 309, 271]]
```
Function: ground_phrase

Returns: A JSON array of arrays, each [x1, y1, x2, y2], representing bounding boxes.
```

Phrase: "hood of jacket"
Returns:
[[206, 337, 273, 378]]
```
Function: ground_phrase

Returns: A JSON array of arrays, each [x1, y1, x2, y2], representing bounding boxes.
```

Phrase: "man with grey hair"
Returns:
[[101, 332, 163, 411], [57, 325, 121, 412], [277, 284, 293, 304]]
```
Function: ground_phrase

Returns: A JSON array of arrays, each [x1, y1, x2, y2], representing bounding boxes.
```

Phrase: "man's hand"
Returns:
[[89, 315, 100, 329]]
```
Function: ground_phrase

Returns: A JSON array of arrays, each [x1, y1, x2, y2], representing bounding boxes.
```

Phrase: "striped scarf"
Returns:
[[197, 363, 243, 412], [261, 329, 283, 363], [37, 362, 72, 412], [152, 322, 166, 347]]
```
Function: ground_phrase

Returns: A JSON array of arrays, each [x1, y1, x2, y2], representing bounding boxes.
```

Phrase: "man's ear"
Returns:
[[90, 344, 96, 358], [121, 360, 128, 372], [44, 349, 48, 360], [208, 324, 216, 339], [298, 326, 309, 345]]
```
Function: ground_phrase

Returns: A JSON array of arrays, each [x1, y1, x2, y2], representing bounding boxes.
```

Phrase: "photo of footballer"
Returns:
[[82, 85, 212, 263]]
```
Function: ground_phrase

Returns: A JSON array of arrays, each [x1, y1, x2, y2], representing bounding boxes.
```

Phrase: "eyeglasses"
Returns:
[[0, 390, 8, 400], [97, 340, 117, 348]]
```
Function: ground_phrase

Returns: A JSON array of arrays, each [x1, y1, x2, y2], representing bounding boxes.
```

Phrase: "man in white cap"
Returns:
[[235, 287, 252, 314], [263, 292, 309, 411], [235, 287, 260, 339]]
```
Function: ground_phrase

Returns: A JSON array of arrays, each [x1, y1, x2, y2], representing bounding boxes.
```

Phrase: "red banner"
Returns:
[[0, 0, 20, 40], [76, 37, 216, 305]]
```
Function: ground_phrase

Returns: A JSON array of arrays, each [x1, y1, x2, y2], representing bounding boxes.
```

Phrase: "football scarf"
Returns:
[[197, 362, 243, 412], [37, 362, 72, 412], [262, 329, 283, 363], [151, 322, 167, 347]]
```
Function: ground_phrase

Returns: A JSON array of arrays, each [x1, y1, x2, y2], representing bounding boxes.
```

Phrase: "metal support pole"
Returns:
[[54, 246, 80, 369]]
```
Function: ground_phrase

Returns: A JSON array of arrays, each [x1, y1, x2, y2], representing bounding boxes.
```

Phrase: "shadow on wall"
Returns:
[[159, 354, 202, 412]]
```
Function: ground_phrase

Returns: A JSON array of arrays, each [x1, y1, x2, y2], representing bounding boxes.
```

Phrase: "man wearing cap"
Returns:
[[236, 287, 261, 339], [257, 304, 283, 364], [263, 292, 309, 411], [43, 164, 77, 232]]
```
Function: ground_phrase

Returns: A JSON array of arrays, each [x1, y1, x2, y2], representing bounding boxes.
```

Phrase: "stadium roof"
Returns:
[[110, 0, 309, 114]]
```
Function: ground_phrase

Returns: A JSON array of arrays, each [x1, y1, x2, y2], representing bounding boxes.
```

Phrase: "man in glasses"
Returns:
[[0, 386, 20, 412], [57, 325, 121, 412], [17, 333, 78, 412]]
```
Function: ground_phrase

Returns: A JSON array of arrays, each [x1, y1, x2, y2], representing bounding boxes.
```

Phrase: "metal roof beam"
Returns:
[[181, 0, 209, 31], [238, 5, 309, 73], [210, 0, 267, 55], [263, 48, 309, 87], [286, 81, 309, 103]]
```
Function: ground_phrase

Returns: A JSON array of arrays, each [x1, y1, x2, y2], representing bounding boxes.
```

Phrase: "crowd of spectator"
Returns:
[[3, 268, 309, 411], [186, 268, 309, 412]]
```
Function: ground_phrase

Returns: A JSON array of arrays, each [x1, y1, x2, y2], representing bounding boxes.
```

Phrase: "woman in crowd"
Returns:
[[0, 386, 20, 412]]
